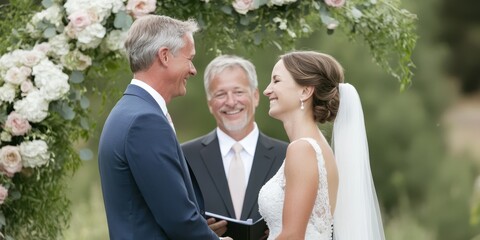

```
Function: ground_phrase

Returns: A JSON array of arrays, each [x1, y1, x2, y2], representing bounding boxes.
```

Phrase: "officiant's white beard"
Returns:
[[222, 114, 249, 132]]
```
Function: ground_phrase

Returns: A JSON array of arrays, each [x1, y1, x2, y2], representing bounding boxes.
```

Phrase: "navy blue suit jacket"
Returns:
[[98, 84, 218, 239]]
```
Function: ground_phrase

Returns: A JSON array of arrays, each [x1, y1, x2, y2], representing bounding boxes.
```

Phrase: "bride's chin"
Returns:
[[268, 110, 278, 119]]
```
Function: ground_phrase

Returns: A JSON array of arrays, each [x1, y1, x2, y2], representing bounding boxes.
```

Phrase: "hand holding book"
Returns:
[[205, 212, 268, 240]]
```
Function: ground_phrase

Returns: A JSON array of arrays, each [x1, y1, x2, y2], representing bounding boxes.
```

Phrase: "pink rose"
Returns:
[[126, 0, 157, 19], [324, 0, 345, 7], [5, 112, 31, 136], [34, 42, 51, 54], [20, 80, 35, 95], [232, 0, 254, 15], [5, 67, 28, 85], [0, 145, 22, 177], [68, 10, 92, 31], [0, 185, 8, 204]]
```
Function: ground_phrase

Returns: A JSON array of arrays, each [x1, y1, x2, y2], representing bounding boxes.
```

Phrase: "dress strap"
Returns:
[[294, 138, 323, 155]]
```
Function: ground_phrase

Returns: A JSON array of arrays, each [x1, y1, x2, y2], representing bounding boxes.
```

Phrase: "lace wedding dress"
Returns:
[[258, 138, 333, 240]]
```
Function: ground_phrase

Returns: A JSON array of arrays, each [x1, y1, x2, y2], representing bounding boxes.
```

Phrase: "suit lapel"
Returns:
[[200, 132, 236, 218], [241, 133, 276, 220]]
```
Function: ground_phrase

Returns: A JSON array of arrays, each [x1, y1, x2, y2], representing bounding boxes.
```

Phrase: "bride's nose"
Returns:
[[263, 84, 272, 96]]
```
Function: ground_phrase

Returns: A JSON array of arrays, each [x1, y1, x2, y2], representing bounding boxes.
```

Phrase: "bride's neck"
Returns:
[[283, 118, 320, 142]]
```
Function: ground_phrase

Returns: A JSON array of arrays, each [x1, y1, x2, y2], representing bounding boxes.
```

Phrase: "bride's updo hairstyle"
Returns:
[[281, 51, 344, 123]]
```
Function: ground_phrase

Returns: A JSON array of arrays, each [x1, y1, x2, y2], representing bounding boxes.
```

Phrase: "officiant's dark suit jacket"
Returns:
[[182, 130, 287, 221], [98, 85, 218, 240]]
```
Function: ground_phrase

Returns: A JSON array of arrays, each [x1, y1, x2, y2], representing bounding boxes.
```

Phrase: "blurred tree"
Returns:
[[438, 0, 480, 94]]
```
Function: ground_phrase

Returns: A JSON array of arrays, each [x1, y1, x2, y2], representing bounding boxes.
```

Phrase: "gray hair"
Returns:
[[204, 55, 258, 100], [124, 15, 199, 73]]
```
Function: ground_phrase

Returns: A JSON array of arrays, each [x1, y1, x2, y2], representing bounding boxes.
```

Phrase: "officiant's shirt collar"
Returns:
[[217, 123, 259, 158]]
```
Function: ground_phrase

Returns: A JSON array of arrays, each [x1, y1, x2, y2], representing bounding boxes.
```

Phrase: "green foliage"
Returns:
[[1, 111, 85, 239], [333, 0, 418, 90], [152, 0, 417, 89], [0, 1, 40, 54]]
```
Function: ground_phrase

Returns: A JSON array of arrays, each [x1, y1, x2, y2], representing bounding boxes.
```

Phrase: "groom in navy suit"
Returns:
[[98, 15, 230, 240]]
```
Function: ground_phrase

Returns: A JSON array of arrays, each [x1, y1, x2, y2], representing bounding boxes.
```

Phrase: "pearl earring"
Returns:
[[300, 99, 304, 110]]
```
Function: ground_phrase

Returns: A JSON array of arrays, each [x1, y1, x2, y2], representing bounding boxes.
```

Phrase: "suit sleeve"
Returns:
[[125, 113, 218, 239]]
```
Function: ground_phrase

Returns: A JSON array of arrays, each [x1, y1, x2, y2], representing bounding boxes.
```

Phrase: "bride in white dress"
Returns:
[[258, 51, 385, 240]]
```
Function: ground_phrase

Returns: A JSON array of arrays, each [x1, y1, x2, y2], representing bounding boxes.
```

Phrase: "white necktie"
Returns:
[[228, 142, 246, 219], [165, 112, 175, 133]]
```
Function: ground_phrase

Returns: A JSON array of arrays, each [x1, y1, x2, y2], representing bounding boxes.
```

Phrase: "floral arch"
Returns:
[[0, 0, 416, 238]]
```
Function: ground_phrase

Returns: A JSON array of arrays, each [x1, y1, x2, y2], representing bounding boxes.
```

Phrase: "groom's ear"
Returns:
[[301, 86, 314, 100], [157, 47, 170, 67]]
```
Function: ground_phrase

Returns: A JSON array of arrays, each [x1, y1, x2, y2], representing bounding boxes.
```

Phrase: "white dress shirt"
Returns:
[[130, 79, 175, 132], [217, 123, 259, 185]]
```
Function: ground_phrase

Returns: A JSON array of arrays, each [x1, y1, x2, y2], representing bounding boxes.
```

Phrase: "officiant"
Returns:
[[182, 55, 288, 225]]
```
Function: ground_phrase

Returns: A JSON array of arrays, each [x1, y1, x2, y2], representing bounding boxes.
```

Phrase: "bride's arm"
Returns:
[[276, 140, 319, 240]]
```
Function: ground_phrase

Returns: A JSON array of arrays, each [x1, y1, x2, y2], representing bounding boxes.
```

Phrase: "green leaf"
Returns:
[[60, 104, 75, 120], [42, 27, 57, 39], [253, 0, 269, 9], [319, 6, 339, 27], [254, 33, 263, 45], [9, 190, 21, 200], [69, 71, 84, 84], [221, 5, 232, 15], [0, 211, 5, 226], [41, 0, 54, 8], [114, 11, 133, 30], [240, 16, 250, 26], [80, 96, 90, 109], [80, 117, 89, 130], [79, 148, 93, 161]]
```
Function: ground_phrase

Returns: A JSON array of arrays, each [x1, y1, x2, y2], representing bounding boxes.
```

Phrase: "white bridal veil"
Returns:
[[332, 83, 385, 240]]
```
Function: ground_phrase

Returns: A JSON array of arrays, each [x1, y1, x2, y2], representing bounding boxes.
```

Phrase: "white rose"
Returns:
[[33, 42, 51, 54], [13, 90, 49, 123], [49, 34, 71, 58], [0, 52, 15, 70], [61, 49, 92, 71], [64, 0, 89, 15], [20, 80, 35, 95], [19, 140, 50, 168], [0, 83, 17, 103], [5, 67, 29, 85], [104, 30, 128, 51], [76, 23, 106, 49], [43, 4, 63, 27], [0, 145, 23, 177], [32, 59, 70, 101], [109, 0, 126, 13], [20, 50, 46, 67], [0, 132, 12, 142]]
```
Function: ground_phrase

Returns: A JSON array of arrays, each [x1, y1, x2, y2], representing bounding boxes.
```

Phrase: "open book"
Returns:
[[205, 212, 267, 240]]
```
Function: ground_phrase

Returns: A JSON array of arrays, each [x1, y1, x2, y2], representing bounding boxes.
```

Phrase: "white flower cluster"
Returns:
[[227, 0, 346, 36], [0, 0, 159, 207], [0, 140, 50, 177], [0, 47, 68, 123]]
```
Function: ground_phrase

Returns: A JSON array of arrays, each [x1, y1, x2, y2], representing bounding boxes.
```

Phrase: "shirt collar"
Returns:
[[216, 123, 259, 157], [131, 79, 168, 116]]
